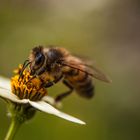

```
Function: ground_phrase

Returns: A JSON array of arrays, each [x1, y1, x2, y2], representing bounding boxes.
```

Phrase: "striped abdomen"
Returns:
[[65, 68, 94, 99]]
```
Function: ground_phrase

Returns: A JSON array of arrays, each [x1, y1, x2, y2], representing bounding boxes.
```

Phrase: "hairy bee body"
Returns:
[[60, 55, 94, 98], [65, 69, 94, 98], [21, 46, 111, 102]]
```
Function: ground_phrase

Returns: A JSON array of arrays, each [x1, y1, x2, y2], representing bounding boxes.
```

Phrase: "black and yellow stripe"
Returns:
[[65, 68, 94, 99]]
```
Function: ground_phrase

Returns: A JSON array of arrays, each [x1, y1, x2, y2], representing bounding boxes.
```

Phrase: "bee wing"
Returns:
[[88, 65, 112, 83], [73, 54, 96, 66], [62, 61, 112, 83]]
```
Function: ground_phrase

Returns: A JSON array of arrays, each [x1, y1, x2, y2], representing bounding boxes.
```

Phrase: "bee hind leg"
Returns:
[[55, 80, 73, 102]]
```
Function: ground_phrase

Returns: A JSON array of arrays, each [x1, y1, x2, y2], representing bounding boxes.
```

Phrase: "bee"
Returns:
[[19, 46, 111, 102]]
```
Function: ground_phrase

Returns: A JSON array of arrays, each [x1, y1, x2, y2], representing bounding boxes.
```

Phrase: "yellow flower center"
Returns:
[[11, 65, 47, 101]]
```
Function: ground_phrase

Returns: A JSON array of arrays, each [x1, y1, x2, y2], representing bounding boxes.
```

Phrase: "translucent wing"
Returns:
[[62, 60, 112, 83], [88, 64, 112, 83]]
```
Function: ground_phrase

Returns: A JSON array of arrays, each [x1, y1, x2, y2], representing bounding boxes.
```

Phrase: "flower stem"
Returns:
[[4, 118, 22, 140]]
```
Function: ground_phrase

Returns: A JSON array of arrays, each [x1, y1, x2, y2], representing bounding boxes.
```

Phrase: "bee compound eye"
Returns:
[[35, 53, 44, 65]]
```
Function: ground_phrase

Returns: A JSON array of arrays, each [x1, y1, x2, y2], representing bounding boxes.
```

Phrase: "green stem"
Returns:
[[4, 103, 35, 140], [4, 118, 22, 140]]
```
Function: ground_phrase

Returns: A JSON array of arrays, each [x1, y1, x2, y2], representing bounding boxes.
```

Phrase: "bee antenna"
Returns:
[[18, 60, 30, 81]]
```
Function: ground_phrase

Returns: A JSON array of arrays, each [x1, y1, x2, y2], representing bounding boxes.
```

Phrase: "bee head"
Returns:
[[28, 46, 64, 76], [29, 46, 45, 75]]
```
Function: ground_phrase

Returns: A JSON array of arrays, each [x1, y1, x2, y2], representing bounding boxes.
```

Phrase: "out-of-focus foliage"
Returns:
[[0, 0, 140, 140]]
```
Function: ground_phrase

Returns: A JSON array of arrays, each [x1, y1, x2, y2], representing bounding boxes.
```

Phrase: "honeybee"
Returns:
[[19, 46, 111, 102]]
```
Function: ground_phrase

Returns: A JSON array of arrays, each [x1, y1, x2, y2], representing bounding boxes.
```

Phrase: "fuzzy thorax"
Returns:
[[11, 65, 47, 101]]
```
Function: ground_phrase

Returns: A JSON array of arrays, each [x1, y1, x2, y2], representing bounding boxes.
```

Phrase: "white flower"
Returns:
[[0, 76, 85, 125]]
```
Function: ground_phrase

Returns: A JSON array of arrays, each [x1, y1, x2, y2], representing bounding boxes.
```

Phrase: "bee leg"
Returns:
[[55, 80, 73, 102], [41, 75, 63, 88], [43, 81, 54, 88]]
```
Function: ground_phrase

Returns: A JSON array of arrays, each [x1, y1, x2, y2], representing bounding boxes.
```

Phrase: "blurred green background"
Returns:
[[0, 0, 140, 140]]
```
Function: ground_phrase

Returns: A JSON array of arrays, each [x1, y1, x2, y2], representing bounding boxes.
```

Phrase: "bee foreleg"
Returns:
[[55, 80, 73, 102]]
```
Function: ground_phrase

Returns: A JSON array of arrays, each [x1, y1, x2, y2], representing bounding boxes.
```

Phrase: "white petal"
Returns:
[[0, 87, 28, 104], [29, 100, 86, 125], [42, 96, 55, 104], [42, 96, 62, 108], [0, 76, 11, 90]]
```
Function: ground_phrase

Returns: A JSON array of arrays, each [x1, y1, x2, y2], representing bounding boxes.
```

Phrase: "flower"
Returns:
[[0, 65, 86, 125]]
